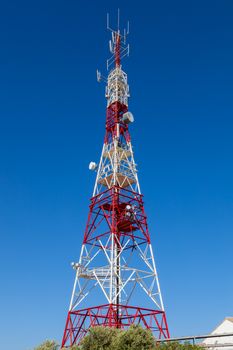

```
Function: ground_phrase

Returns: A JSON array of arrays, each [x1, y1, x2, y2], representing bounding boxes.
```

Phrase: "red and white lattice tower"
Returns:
[[61, 14, 170, 348]]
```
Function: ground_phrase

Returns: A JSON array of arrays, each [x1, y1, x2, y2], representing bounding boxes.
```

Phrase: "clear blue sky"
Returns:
[[0, 1, 233, 349]]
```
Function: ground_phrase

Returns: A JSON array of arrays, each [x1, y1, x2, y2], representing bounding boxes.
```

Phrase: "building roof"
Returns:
[[210, 317, 233, 335]]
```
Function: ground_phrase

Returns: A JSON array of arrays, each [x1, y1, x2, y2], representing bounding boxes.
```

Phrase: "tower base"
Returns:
[[61, 304, 169, 347]]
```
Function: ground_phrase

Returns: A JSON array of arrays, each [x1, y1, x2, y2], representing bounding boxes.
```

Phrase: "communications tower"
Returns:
[[61, 14, 169, 348]]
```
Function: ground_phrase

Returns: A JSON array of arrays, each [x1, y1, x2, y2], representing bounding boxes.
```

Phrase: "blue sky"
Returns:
[[0, 1, 233, 349]]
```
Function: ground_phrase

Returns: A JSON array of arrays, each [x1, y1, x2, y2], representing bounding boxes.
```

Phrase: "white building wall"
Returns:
[[203, 318, 233, 350]]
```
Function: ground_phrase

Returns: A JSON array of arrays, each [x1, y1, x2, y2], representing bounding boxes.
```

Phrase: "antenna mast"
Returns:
[[61, 12, 170, 347]]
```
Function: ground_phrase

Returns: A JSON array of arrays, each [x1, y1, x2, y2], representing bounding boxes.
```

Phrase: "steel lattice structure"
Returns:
[[61, 14, 170, 348]]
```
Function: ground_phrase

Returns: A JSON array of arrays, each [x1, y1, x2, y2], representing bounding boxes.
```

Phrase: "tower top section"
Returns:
[[96, 11, 131, 108], [106, 10, 130, 70]]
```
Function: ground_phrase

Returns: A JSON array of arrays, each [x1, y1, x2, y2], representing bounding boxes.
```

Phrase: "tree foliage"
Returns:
[[80, 326, 118, 350], [159, 341, 203, 350], [34, 327, 204, 350], [34, 340, 58, 350], [112, 325, 156, 350], [78, 325, 204, 350]]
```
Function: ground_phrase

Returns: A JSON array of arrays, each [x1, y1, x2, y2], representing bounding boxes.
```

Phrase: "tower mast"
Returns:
[[61, 13, 169, 347]]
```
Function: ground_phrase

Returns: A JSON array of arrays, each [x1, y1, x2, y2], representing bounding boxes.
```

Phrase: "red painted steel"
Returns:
[[115, 34, 121, 67], [83, 186, 150, 245], [61, 304, 169, 347], [105, 101, 130, 143]]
